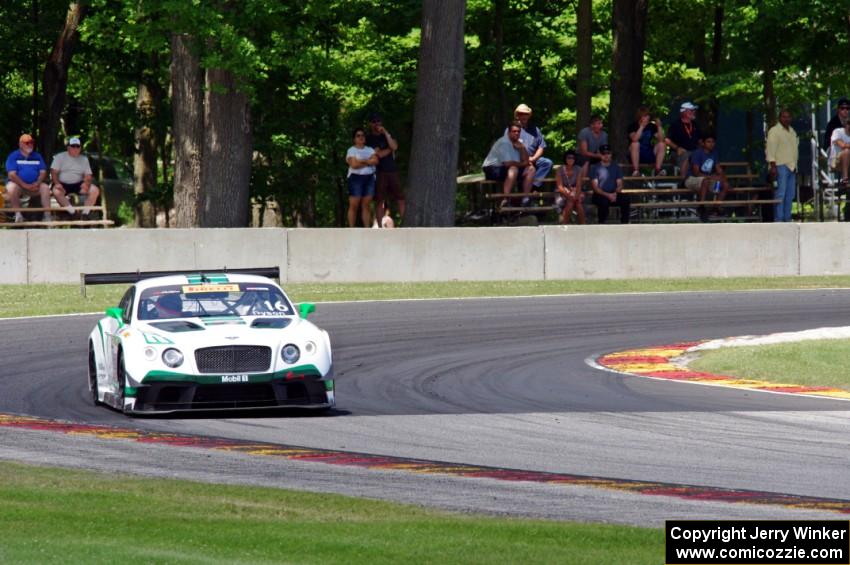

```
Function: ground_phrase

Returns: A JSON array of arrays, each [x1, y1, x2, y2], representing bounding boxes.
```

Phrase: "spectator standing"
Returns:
[[50, 137, 100, 219], [345, 127, 379, 227], [577, 115, 608, 175], [554, 149, 586, 224], [482, 121, 534, 207], [829, 120, 850, 187], [506, 104, 553, 189], [590, 144, 630, 224], [664, 101, 702, 179], [685, 133, 729, 222], [766, 109, 799, 223], [365, 113, 404, 225], [824, 97, 850, 154], [627, 106, 666, 176], [5, 134, 52, 223]]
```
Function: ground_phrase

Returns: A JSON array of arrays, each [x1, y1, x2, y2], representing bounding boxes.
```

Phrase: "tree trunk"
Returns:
[[405, 0, 466, 227], [40, 1, 85, 160], [134, 73, 159, 228], [704, 4, 723, 134], [494, 0, 508, 124], [200, 67, 252, 227], [762, 65, 776, 128], [170, 33, 205, 228], [575, 0, 592, 138], [609, 0, 648, 161]]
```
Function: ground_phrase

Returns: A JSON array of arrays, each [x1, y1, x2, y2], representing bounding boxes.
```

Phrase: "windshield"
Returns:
[[137, 283, 294, 321]]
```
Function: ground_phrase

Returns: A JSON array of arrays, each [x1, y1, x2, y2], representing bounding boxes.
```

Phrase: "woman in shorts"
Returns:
[[346, 127, 379, 227], [554, 149, 586, 224]]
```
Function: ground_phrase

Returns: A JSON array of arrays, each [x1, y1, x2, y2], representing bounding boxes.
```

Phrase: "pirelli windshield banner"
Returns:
[[666, 520, 850, 565]]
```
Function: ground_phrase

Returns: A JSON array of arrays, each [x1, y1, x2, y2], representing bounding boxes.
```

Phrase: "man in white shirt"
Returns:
[[766, 109, 799, 222], [829, 121, 850, 186], [51, 137, 100, 218]]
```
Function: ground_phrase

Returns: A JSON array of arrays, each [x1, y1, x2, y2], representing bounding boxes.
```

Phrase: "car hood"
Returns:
[[137, 315, 309, 345]]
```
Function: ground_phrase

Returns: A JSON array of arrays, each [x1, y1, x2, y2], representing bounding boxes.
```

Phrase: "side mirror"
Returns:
[[298, 303, 316, 319], [105, 307, 124, 322]]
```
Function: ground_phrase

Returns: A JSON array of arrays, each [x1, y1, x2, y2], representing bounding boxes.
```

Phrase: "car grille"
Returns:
[[194, 346, 271, 374]]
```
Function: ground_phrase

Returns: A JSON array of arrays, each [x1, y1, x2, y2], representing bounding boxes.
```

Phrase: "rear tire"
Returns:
[[88, 342, 100, 406]]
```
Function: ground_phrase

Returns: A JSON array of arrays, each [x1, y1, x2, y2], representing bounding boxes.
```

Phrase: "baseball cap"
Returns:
[[19, 134, 34, 144], [68, 136, 81, 146], [599, 144, 611, 154], [838, 97, 850, 109], [680, 101, 698, 112], [514, 103, 533, 115]]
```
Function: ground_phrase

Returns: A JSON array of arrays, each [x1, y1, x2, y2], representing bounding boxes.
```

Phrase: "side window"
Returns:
[[118, 287, 135, 324]]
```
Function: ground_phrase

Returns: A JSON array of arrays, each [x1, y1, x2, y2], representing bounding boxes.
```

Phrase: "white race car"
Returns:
[[85, 268, 334, 415]]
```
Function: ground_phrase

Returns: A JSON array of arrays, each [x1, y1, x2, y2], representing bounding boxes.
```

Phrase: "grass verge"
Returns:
[[3, 275, 850, 318], [0, 461, 662, 564], [690, 339, 850, 391]]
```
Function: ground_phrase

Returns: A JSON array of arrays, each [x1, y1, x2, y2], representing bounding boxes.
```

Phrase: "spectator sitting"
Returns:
[[577, 114, 608, 175], [482, 120, 534, 207], [506, 104, 553, 190], [590, 144, 630, 224], [5, 133, 52, 223], [554, 149, 586, 224], [824, 97, 850, 155], [685, 132, 729, 222], [627, 105, 667, 176], [345, 127, 379, 227], [50, 136, 100, 219], [664, 101, 702, 179], [829, 120, 850, 187]]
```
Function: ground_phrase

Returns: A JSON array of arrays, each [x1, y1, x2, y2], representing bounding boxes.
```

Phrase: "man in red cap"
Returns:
[[5, 134, 51, 223]]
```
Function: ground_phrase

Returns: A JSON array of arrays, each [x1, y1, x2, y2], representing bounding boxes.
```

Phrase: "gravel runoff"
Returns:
[[0, 426, 844, 527]]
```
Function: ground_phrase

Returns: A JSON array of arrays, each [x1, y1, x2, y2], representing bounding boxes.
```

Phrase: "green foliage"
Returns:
[[2, 0, 848, 225]]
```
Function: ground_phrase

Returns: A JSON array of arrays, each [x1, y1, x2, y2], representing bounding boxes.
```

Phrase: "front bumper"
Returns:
[[126, 366, 334, 413]]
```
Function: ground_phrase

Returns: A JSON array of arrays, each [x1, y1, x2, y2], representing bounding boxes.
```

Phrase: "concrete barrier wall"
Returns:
[[287, 227, 544, 282], [543, 224, 800, 279], [3, 223, 850, 284]]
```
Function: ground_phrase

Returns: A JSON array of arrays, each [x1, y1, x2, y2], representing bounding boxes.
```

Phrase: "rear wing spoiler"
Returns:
[[80, 267, 280, 296]]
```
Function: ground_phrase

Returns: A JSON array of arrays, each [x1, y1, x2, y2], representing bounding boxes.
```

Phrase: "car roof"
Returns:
[[134, 273, 281, 292]]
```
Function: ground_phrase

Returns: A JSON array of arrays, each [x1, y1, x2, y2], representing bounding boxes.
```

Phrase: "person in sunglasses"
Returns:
[[50, 136, 100, 219], [5, 134, 52, 223]]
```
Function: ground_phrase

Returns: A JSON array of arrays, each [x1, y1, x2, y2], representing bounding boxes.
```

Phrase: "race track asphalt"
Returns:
[[2, 289, 849, 524]]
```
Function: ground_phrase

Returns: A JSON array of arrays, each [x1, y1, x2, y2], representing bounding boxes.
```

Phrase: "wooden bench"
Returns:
[[457, 161, 777, 223], [0, 198, 114, 228]]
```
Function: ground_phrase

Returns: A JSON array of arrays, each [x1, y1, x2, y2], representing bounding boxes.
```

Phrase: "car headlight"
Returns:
[[281, 344, 300, 364], [162, 348, 184, 368], [304, 341, 316, 356]]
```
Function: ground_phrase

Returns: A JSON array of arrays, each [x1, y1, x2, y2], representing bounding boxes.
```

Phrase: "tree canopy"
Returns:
[[1, 0, 848, 226]]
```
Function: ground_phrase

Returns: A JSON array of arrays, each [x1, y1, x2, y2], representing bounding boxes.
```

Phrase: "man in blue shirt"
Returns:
[[5, 134, 52, 223], [590, 144, 631, 223], [685, 132, 728, 221], [483, 121, 534, 207], [506, 104, 553, 190]]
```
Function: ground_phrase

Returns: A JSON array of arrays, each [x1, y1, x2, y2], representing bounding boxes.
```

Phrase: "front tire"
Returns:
[[116, 351, 127, 414]]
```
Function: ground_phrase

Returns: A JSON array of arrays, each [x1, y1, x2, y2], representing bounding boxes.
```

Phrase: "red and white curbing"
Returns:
[[594, 328, 850, 401]]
